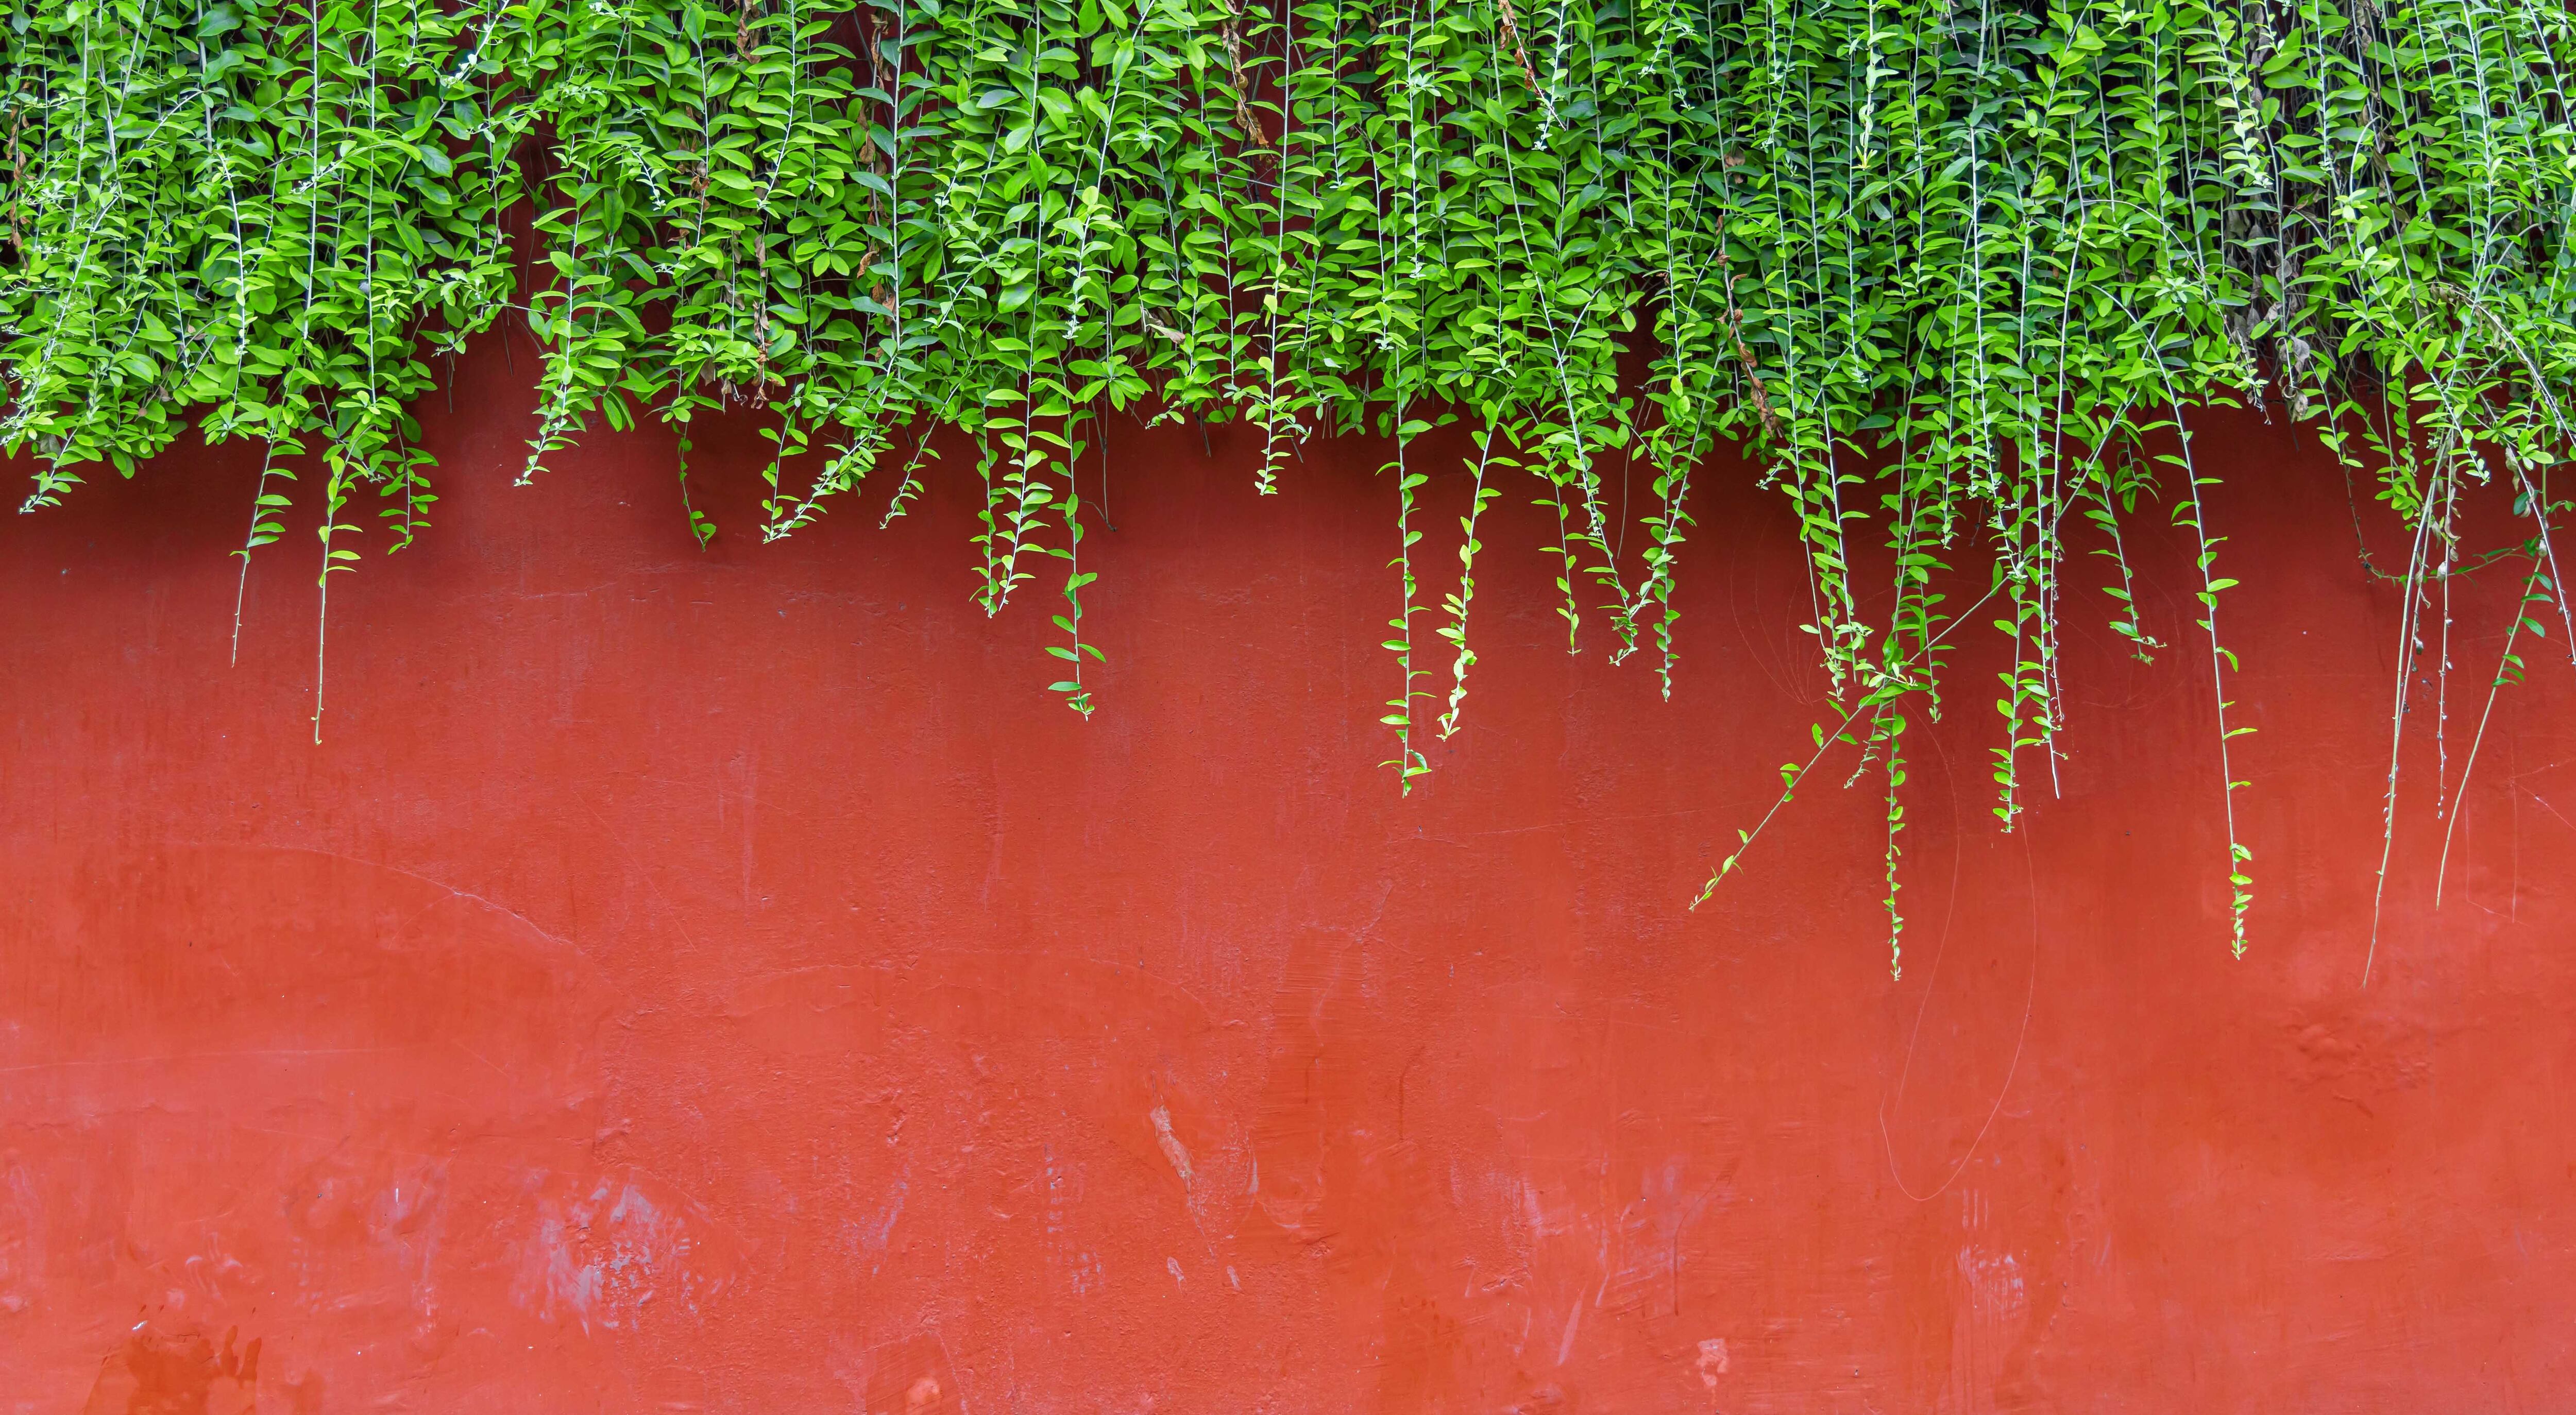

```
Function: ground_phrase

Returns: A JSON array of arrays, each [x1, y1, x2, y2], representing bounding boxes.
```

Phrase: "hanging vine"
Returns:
[[9, 0, 2576, 956]]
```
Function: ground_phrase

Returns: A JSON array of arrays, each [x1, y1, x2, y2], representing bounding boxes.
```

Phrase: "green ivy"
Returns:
[[10, 0, 2576, 957]]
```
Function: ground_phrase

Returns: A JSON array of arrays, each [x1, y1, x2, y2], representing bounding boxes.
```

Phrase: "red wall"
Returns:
[[5, 344, 2573, 1412]]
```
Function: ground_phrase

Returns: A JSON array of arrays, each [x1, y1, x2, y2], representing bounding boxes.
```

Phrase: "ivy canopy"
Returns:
[[9, 0, 2576, 956]]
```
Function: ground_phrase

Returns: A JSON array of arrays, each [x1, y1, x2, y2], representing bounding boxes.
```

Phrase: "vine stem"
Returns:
[[1692, 576, 2008, 909], [231, 437, 283, 666], [2509, 461, 2576, 662], [312, 462, 352, 745], [2169, 411, 2252, 959], [1435, 423, 1498, 738], [2365, 456, 2448, 986], [2432, 558, 2547, 907], [2430, 455, 2574, 905]]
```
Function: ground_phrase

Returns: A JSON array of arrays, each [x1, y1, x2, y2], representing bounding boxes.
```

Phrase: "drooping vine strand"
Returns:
[[11, 0, 2576, 957]]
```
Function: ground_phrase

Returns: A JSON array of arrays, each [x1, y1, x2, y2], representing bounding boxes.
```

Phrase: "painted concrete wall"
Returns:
[[3, 345, 2571, 1411]]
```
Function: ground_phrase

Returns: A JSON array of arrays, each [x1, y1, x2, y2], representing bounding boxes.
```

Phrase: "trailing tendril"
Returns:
[[10, 0, 2576, 957]]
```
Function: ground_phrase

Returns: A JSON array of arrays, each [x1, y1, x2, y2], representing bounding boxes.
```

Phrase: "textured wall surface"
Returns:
[[4, 346, 2573, 1412]]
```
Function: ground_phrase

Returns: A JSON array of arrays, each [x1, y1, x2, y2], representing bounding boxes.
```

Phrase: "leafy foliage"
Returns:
[[10, 0, 2576, 954]]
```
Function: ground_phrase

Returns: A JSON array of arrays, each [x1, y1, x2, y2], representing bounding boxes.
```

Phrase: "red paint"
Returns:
[[3, 344, 2572, 1410]]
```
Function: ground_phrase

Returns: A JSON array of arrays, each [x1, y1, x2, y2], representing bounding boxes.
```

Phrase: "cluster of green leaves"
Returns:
[[9, 0, 2576, 954], [2, 0, 524, 733]]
